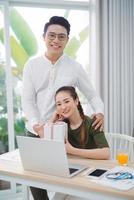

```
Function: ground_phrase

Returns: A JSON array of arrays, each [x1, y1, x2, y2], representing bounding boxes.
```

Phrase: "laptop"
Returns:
[[16, 136, 87, 177]]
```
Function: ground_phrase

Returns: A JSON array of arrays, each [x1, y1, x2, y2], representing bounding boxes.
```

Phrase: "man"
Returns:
[[22, 16, 104, 200]]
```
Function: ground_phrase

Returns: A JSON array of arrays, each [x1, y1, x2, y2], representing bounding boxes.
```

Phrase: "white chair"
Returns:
[[105, 132, 134, 162]]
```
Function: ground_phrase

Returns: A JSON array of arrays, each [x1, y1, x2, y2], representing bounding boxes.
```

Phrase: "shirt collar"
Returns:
[[43, 53, 66, 66]]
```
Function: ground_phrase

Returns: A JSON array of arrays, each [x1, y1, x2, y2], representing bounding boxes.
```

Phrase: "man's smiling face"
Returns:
[[44, 24, 68, 56]]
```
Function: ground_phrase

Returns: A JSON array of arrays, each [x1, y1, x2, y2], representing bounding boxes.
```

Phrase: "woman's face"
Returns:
[[55, 91, 78, 119]]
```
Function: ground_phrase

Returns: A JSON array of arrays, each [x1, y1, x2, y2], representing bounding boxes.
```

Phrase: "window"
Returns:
[[0, 4, 11, 193], [0, 6, 8, 155]]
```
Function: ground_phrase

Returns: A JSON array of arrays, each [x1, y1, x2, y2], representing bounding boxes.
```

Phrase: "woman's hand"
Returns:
[[49, 111, 64, 123], [91, 113, 104, 131]]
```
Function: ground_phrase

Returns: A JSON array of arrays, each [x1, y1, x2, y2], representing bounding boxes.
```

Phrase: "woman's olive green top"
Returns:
[[68, 116, 109, 149]]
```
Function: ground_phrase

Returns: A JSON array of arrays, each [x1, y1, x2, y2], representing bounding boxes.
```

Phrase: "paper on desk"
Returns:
[[91, 166, 134, 191], [0, 149, 21, 162]]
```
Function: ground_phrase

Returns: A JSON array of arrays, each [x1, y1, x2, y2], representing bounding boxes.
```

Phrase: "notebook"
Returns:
[[16, 136, 87, 177]]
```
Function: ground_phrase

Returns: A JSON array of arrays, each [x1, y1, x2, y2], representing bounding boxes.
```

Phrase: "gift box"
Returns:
[[44, 121, 68, 141]]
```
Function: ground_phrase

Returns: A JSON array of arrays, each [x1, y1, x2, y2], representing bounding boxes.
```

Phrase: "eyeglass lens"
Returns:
[[47, 32, 67, 41]]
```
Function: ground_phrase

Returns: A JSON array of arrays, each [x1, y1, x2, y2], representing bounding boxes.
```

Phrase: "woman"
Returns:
[[50, 86, 110, 160], [50, 86, 110, 200]]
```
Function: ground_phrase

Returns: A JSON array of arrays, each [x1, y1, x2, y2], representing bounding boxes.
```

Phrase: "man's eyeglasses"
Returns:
[[47, 32, 67, 41]]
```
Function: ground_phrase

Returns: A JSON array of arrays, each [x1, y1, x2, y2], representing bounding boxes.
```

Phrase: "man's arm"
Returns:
[[76, 63, 104, 130], [22, 62, 40, 134]]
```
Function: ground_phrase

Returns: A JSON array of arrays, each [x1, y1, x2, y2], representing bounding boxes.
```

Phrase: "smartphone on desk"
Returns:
[[86, 168, 108, 179]]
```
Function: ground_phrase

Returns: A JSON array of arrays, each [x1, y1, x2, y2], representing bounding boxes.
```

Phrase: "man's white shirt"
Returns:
[[22, 53, 104, 134]]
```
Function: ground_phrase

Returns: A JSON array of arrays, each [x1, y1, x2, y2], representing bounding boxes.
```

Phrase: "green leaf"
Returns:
[[11, 36, 29, 67], [0, 117, 7, 134], [0, 28, 29, 67], [10, 8, 38, 56], [65, 37, 81, 58], [14, 118, 25, 133], [12, 67, 23, 78], [0, 28, 4, 43], [65, 26, 89, 58], [79, 26, 89, 43]]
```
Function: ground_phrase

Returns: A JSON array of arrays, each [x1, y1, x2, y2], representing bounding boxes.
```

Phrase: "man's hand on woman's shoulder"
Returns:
[[91, 113, 104, 131]]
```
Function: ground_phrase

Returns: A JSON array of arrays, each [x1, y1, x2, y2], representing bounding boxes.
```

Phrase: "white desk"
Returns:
[[0, 150, 134, 200]]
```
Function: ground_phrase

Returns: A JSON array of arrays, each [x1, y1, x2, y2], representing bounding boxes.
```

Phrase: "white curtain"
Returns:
[[97, 0, 134, 136]]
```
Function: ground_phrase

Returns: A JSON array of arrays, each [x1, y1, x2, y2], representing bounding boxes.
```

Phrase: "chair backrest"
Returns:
[[105, 132, 134, 162]]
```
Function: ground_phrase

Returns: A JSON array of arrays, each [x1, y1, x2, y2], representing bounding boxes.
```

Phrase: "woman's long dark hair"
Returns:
[[55, 86, 88, 148]]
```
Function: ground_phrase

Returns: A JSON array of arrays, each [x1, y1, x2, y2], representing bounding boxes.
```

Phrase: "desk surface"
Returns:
[[0, 150, 134, 200]]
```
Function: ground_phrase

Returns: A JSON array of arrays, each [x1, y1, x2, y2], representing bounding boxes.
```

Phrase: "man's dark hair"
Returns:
[[43, 16, 70, 35]]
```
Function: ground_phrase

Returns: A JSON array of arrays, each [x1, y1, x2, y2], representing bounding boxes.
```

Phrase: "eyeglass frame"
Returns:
[[46, 32, 68, 41], [106, 171, 134, 180]]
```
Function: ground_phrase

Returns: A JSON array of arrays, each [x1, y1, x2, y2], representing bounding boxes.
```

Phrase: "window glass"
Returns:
[[9, 7, 89, 67], [0, 6, 8, 154], [0, 5, 11, 191]]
